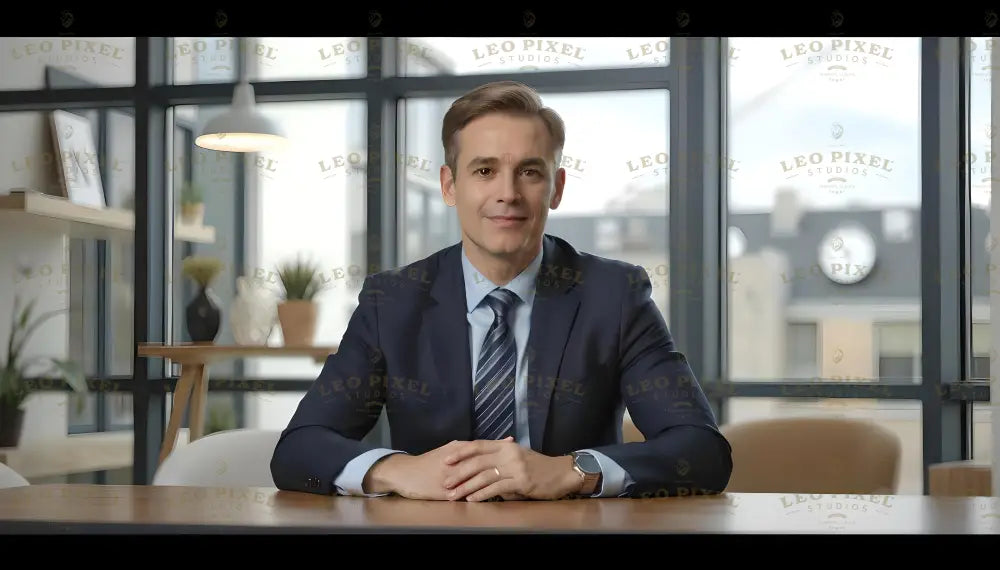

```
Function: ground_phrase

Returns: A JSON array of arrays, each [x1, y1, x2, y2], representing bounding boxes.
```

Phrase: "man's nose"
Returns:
[[496, 171, 519, 201]]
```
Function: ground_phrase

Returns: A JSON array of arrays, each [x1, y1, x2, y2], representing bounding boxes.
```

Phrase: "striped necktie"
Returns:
[[473, 288, 519, 441]]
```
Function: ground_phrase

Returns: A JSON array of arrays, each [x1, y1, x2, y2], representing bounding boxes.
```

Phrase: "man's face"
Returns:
[[441, 112, 565, 260]]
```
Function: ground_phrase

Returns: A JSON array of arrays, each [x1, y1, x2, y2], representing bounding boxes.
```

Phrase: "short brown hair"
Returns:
[[441, 81, 566, 177]]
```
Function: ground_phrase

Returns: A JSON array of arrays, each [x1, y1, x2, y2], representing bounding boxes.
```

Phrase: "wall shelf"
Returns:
[[0, 190, 216, 244]]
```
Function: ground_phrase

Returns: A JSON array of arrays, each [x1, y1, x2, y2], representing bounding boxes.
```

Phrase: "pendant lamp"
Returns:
[[195, 39, 288, 153]]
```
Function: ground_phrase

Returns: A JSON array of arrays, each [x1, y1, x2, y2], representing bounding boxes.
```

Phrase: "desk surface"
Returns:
[[0, 485, 997, 534]]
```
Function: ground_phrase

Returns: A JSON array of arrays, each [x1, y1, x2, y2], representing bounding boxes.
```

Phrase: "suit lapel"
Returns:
[[424, 245, 474, 440], [526, 236, 582, 452]]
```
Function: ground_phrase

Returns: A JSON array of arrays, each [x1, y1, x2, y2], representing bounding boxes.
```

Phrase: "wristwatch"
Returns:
[[570, 451, 603, 496]]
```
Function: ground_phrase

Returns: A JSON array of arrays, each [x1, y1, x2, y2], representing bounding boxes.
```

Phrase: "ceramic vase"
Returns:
[[186, 286, 221, 343], [230, 276, 277, 345]]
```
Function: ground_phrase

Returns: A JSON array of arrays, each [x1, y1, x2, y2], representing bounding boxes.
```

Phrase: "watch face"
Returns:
[[574, 452, 601, 474], [818, 225, 877, 285]]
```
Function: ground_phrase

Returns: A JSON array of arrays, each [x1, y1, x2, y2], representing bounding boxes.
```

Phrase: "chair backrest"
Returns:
[[0, 462, 29, 488], [721, 417, 901, 494], [152, 429, 281, 487]]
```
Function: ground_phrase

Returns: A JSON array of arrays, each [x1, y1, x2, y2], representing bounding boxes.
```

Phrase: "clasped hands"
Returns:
[[368, 436, 587, 502]]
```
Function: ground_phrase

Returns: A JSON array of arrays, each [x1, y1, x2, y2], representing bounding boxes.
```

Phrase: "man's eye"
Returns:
[[522, 168, 541, 176], [476, 167, 493, 176]]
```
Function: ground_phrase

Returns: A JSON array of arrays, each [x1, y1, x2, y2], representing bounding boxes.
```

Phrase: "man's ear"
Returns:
[[549, 167, 566, 210], [441, 164, 457, 207]]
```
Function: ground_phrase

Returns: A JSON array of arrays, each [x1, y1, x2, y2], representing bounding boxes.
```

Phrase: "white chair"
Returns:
[[152, 429, 282, 488], [0, 462, 30, 488]]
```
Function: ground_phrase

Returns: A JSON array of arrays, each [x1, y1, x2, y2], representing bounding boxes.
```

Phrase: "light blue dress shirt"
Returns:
[[333, 246, 634, 497]]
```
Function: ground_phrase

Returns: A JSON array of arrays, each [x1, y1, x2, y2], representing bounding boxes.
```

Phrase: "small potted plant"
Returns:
[[180, 181, 205, 226], [276, 256, 326, 347], [181, 255, 224, 343], [1, 293, 89, 448]]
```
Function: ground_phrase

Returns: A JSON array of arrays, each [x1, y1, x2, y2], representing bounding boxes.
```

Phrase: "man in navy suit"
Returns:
[[270, 80, 732, 501]]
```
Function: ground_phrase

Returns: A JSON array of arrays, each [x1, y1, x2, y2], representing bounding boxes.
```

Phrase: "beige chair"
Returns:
[[929, 460, 992, 497], [0, 461, 29, 488], [152, 429, 281, 488], [720, 417, 901, 494]]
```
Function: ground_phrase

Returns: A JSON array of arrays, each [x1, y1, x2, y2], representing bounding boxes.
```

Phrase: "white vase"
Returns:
[[230, 276, 277, 345]]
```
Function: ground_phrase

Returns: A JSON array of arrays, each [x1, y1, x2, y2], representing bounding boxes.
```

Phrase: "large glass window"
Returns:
[[727, 38, 922, 386], [968, 37, 996, 464]]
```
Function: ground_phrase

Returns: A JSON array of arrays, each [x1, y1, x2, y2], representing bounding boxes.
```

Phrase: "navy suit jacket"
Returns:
[[270, 234, 733, 498]]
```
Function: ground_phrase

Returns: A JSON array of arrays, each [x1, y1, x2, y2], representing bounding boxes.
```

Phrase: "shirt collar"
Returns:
[[461, 244, 544, 314]]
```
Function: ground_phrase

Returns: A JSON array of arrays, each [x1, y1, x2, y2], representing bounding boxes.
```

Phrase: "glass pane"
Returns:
[[727, 38, 922, 383], [399, 90, 669, 321], [785, 323, 818, 378], [0, 38, 135, 90], [725, 398, 922, 494], [973, 402, 993, 463], [171, 37, 366, 84], [969, 38, 994, 384], [169, 100, 365, 435], [399, 37, 668, 76], [0, 107, 135, 480]]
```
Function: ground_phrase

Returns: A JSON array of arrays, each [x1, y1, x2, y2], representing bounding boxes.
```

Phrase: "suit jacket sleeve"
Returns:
[[270, 275, 387, 495], [585, 266, 734, 497]]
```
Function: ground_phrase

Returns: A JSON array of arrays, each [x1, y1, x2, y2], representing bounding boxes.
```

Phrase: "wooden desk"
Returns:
[[136, 343, 336, 466], [0, 485, 997, 534]]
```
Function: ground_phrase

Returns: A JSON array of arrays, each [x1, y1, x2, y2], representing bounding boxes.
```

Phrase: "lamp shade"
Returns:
[[195, 82, 288, 153]]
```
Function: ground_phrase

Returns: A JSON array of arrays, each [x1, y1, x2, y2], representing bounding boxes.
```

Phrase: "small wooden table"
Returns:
[[136, 343, 336, 465]]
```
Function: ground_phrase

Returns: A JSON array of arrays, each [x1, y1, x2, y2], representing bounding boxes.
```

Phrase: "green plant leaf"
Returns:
[[47, 359, 88, 394], [11, 308, 67, 362], [0, 364, 25, 408]]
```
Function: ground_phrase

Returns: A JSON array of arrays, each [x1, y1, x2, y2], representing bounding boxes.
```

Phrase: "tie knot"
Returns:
[[484, 288, 518, 320]]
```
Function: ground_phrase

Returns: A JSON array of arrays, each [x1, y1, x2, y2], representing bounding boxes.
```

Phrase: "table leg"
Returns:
[[158, 364, 199, 466], [187, 365, 210, 442]]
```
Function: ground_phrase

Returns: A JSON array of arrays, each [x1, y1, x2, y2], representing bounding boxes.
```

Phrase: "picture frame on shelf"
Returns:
[[49, 109, 106, 209]]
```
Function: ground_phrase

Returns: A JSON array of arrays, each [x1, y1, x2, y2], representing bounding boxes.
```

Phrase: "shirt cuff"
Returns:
[[576, 449, 635, 498], [333, 448, 408, 497]]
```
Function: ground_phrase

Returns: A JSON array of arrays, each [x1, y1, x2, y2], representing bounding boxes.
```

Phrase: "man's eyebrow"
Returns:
[[465, 156, 548, 170], [465, 156, 497, 169]]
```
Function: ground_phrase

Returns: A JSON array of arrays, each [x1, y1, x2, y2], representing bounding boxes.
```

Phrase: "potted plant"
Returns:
[[180, 181, 205, 226], [181, 255, 224, 344], [276, 256, 326, 346], [204, 401, 237, 436], [1, 294, 88, 448]]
